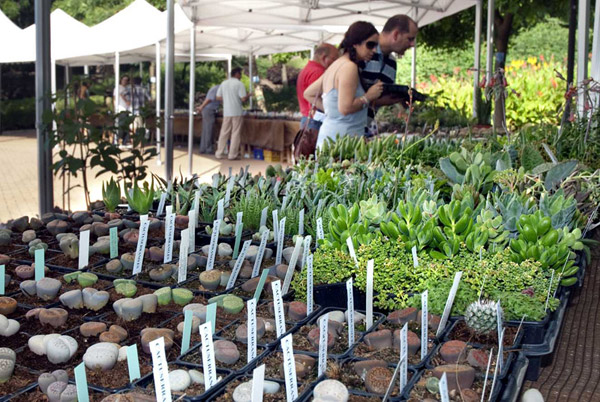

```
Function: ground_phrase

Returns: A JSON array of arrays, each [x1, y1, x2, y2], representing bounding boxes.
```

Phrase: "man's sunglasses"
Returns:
[[365, 41, 378, 50]]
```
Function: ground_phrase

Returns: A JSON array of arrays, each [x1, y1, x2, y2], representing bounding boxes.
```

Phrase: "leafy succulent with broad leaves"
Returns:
[[125, 178, 155, 215]]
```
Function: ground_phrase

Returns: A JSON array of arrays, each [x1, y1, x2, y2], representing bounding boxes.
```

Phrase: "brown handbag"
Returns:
[[293, 88, 322, 162]]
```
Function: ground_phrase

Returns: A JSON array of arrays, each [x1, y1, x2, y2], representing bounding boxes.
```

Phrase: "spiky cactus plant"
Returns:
[[465, 300, 501, 335]]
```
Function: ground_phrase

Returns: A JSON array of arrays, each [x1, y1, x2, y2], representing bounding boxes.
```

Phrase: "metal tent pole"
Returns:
[[472, 1, 482, 119], [35, 0, 54, 215], [155, 42, 162, 165], [227, 56, 232, 77], [485, 0, 494, 84], [188, 20, 196, 177], [410, 9, 418, 88], [577, 0, 591, 114], [165, 0, 175, 183], [590, 0, 600, 107], [249, 52, 254, 109]]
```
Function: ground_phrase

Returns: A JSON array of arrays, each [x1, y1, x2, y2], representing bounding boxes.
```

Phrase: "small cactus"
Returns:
[[465, 300, 501, 335]]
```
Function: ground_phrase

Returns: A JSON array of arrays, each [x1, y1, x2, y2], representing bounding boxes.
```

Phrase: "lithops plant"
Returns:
[[28, 334, 78, 363], [38, 369, 77, 402], [0, 297, 17, 315], [26, 307, 69, 328], [0, 314, 20, 337], [59, 288, 110, 311], [465, 300, 502, 335], [114, 279, 138, 297], [38, 369, 69, 394], [20, 277, 62, 301], [113, 294, 158, 321], [149, 264, 176, 281], [0, 229, 12, 246], [0, 348, 16, 383], [83, 342, 120, 370], [63, 271, 98, 287], [172, 288, 194, 306], [58, 233, 79, 259], [106, 259, 124, 273], [28, 238, 48, 256]]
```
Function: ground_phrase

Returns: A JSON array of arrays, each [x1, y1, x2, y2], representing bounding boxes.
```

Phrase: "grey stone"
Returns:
[[313, 379, 349, 402]]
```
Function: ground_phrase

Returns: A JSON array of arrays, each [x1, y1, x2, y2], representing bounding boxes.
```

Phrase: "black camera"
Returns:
[[381, 84, 427, 102]]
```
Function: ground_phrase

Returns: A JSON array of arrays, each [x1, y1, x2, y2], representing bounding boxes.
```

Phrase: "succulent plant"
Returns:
[[0, 229, 11, 246], [125, 178, 156, 215], [154, 287, 172, 305], [28, 239, 48, 256], [63, 272, 98, 287], [114, 279, 138, 297], [0, 348, 16, 383], [58, 233, 79, 259], [465, 300, 501, 335], [102, 177, 121, 213], [172, 288, 194, 306]]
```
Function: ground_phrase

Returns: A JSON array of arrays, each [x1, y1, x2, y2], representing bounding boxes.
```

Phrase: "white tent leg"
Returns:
[[155, 42, 162, 165], [84, 65, 89, 76], [485, 0, 494, 84], [227, 56, 232, 77], [472, 0, 482, 119], [578, 0, 591, 115], [188, 22, 196, 177], [591, 0, 600, 108], [410, 42, 417, 88], [165, 0, 175, 183], [64, 66, 70, 105], [114, 51, 120, 145]]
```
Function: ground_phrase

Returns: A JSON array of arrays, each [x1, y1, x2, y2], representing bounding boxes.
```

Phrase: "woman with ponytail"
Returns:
[[304, 21, 383, 148]]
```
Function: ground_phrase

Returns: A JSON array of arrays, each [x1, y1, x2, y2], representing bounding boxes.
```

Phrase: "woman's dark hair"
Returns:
[[339, 21, 378, 63]]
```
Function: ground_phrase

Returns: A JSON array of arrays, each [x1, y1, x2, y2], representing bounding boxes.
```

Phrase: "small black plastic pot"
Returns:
[[313, 283, 368, 311], [206, 373, 316, 402], [443, 319, 525, 351], [497, 352, 529, 401]]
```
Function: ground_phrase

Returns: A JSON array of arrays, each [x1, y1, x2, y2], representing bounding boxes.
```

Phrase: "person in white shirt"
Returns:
[[215, 68, 250, 160]]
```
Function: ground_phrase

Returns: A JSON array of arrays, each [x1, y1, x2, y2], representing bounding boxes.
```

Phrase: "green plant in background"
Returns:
[[380, 201, 435, 252], [232, 189, 275, 231], [321, 203, 373, 252], [102, 177, 121, 212], [125, 178, 155, 215], [494, 192, 536, 236], [539, 190, 577, 230], [430, 199, 474, 259]]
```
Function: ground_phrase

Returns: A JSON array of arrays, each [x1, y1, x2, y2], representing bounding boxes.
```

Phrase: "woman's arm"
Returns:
[[337, 64, 383, 115], [304, 75, 324, 111]]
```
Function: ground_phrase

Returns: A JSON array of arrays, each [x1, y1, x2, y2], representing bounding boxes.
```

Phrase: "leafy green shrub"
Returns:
[[0, 97, 35, 130]]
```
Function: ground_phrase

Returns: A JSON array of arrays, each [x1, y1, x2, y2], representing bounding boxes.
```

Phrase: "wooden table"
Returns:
[[173, 114, 299, 153]]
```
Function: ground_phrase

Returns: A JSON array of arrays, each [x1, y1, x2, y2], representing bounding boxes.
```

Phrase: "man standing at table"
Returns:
[[296, 43, 339, 133], [215, 68, 250, 160], [360, 14, 418, 134], [196, 84, 220, 154]]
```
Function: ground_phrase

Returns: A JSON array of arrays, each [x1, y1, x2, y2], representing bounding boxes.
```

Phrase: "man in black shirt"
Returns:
[[360, 15, 418, 133]]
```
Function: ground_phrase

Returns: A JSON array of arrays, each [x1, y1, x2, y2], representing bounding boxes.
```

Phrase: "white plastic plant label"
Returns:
[[227, 240, 252, 289], [367, 148, 373, 164], [260, 207, 268, 228], [199, 322, 218, 390], [139, 214, 148, 226], [272, 210, 279, 244], [281, 195, 288, 210], [280, 334, 299, 401], [157, 192, 167, 217], [346, 237, 358, 266], [436, 271, 463, 337], [411, 245, 418, 268], [247, 298, 257, 363], [74, 362, 89, 402], [366, 259, 374, 329], [251, 364, 265, 402], [382, 355, 405, 402], [78, 230, 90, 270], [282, 237, 302, 294], [273, 180, 281, 198], [109, 226, 118, 259], [439, 372, 450, 402], [271, 280, 286, 337], [0, 265, 4, 295], [149, 336, 172, 402], [177, 228, 189, 283], [224, 176, 234, 207], [301, 235, 311, 269], [193, 189, 201, 222], [252, 229, 270, 278], [132, 219, 150, 275], [421, 290, 429, 360], [165, 205, 173, 216], [481, 348, 495, 401], [545, 269, 555, 311], [164, 212, 175, 263], [496, 300, 503, 344], [217, 199, 224, 221], [187, 210, 196, 253], [346, 278, 355, 347], [497, 327, 505, 374], [298, 209, 305, 235], [275, 217, 286, 265], [34, 249, 45, 281], [306, 254, 314, 315], [400, 323, 408, 389], [316, 217, 325, 240], [206, 219, 221, 271], [318, 312, 329, 377], [233, 211, 243, 259]]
